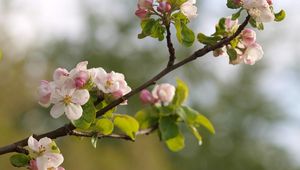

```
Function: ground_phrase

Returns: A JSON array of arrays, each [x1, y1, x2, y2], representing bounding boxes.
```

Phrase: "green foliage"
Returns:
[[114, 114, 139, 140], [91, 135, 98, 148], [226, 0, 242, 9], [94, 118, 114, 135], [159, 116, 179, 141], [227, 47, 238, 61], [232, 8, 243, 20], [138, 19, 165, 41], [135, 107, 159, 129], [249, 18, 264, 30], [172, 79, 189, 108], [275, 10, 286, 22], [197, 33, 222, 46], [72, 99, 96, 130], [175, 20, 195, 47], [165, 132, 185, 152], [169, 0, 187, 8], [10, 154, 30, 167]]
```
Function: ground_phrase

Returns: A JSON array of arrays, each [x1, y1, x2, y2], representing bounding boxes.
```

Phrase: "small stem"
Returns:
[[166, 23, 176, 67]]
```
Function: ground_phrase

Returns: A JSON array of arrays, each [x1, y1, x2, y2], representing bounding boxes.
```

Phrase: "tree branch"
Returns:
[[69, 126, 158, 142], [0, 15, 250, 156], [166, 23, 176, 67]]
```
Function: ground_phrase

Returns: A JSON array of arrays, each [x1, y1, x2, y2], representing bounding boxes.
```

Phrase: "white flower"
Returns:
[[243, 43, 264, 65], [50, 78, 90, 121], [95, 70, 131, 97], [152, 83, 175, 105], [38, 80, 52, 107], [69, 61, 90, 89], [180, 0, 198, 20], [243, 0, 274, 22], [28, 136, 64, 170]]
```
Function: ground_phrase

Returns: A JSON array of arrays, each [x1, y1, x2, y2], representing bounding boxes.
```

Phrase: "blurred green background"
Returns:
[[0, 0, 300, 170]]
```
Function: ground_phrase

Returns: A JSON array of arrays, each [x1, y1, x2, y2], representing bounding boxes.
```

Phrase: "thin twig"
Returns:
[[166, 23, 176, 67], [0, 15, 250, 156]]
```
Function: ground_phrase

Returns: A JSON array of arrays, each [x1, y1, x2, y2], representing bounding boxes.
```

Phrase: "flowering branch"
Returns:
[[0, 15, 250, 156]]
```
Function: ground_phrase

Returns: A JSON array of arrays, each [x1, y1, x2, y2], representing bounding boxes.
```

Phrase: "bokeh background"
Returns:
[[0, 0, 299, 170]]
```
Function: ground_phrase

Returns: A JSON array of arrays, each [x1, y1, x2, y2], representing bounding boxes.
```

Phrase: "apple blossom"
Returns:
[[135, 8, 149, 19], [50, 78, 90, 121], [138, 0, 153, 9], [180, 0, 197, 20], [28, 136, 64, 170], [69, 61, 90, 89], [225, 17, 238, 32], [38, 80, 52, 107], [243, 0, 275, 22], [241, 28, 256, 46], [242, 43, 264, 65], [140, 89, 156, 104], [95, 70, 131, 100], [157, 2, 172, 13], [152, 83, 175, 105]]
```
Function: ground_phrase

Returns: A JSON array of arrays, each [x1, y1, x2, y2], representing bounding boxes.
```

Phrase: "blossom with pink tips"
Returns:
[[180, 0, 198, 20], [241, 28, 257, 46], [243, 0, 275, 22], [152, 83, 175, 105], [225, 17, 238, 32], [50, 78, 90, 121], [28, 136, 64, 170], [38, 80, 52, 107], [140, 89, 156, 104], [157, 2, 172, 13], [242, 43, 264, 65]]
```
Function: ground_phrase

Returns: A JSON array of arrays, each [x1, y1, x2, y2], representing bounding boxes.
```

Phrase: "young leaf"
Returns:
[[165, 132, 185, 152], [114, 115, 139, 140], [172, 79, 189, 108], [170, 0, 188, 7], [231, 8, 243, 20], [150, 20, 165, 41], [274, 10, 286, 22], [175, 20, 195, 47], [159, 116, 179, 141], [72, 99, 96, 130], [94, 118, 114, 135], [197, 33, 222, 46], [189, 125, 203, 145], [227, 48, 238, 61], [10, 154, 31, 167], [195, 114, 215, 134], [138, 18, 156, 39], [91, 135, 98, 148], [135, 107, 159, 129], [226, 0, 241, 9]]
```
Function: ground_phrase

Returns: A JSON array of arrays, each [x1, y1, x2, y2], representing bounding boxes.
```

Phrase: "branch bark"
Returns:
[[0, 15, 250, 156]]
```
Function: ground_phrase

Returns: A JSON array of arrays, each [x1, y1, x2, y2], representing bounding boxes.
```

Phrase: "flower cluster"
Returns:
[[242, 0, 275, 22], [135, 0, 197, 21], [139, 83, 175, 105], [27, 136, 64, 170], [38, 61, 131, 121]]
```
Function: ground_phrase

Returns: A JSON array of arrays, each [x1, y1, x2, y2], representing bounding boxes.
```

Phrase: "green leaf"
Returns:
[[95, 100, 115, 118], [138, 18, 156, 39], [94, 118, 114, 135], [227, 48, 238, 61], [170, 0, 187, 7], [226, 0, 241, 9], [91, 135, 98, 148], [114, 115, 139, 140], [72, 99, 96, 130], [135, 107, 159, 129], [189, 125, 203, 145], [197, 33, 222, 46], [150, 20, 165, 41], [249, 18, 264, 30], [159, 116, 179, 141], [231, 8, 243, 20], [175, 20, 195, 47], [165, 132, 185, 152], [181, 106, 215, 134], [10, 154, 31, 167], [275, 10, 286, 22], [172, 79, 189, 107]]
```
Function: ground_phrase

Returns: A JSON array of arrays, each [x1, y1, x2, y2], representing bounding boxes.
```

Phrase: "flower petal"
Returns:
[[50, 103, 65, 119], [28, 136, 39, 152], [37, 153, 64, 170], [71, 89, 90, 105], [65, 103, 83, 120]]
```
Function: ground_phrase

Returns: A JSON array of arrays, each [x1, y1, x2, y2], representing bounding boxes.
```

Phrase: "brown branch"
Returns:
[[166, 23, 176, 67], [0, 15, 250, 156], [69, 126, 158, 142]]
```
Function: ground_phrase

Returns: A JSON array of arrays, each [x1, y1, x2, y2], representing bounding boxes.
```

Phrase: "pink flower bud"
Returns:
[[135, 8, 148, 19], [74, 71, 89, 89], [157, 2, 172, 13], [138, 0, 153, 9], [152, 83, 175, 105], [233, 0, 242, 5], [241, 28, 256, 46], [267, 0, 272, 5], [225, 17, 238, 32], [53, 68, 69, 82], [140, 89, 155, 104], [38, 80, 52, 107], [29, 160, 38, 170], [58, 167, 65, 170]]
